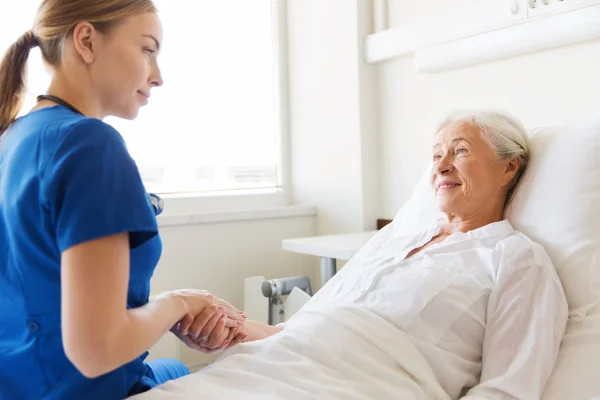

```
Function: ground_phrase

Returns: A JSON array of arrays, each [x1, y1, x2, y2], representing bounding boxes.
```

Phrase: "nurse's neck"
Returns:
[[32, 74, 103, 120], [30, 54, 105, 120]]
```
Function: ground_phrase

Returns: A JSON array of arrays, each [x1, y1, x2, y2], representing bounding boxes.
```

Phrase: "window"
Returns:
[[2, 0, 287, 200]]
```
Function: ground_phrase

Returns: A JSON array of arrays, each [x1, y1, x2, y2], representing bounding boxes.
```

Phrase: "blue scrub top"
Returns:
[[0, 106, 162, 399]]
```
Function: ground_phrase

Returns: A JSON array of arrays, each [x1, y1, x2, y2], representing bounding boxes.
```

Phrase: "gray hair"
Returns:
[[436, 110, 530, 204]]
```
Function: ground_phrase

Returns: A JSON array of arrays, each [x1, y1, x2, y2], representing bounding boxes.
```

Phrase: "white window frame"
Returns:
[[159, 0, 291, 217]]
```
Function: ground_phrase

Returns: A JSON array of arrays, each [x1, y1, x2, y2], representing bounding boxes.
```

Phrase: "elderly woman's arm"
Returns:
[[240, 320, 283, 342], [461, 248, 568, 399]]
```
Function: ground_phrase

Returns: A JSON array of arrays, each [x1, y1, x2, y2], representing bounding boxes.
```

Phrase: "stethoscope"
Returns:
[[148, 193, 164, 216], [37, 94, 165, 216]]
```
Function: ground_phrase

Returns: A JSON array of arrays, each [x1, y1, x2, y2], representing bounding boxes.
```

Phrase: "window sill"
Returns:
[[156, 189, 290, 216], [157, 204, 317, 227]]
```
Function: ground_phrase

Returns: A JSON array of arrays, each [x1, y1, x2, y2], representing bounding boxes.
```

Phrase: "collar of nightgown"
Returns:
[[428, 216, 514, 245]]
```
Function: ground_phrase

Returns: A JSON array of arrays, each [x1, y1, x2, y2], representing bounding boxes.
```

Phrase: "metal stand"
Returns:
[[320, 257, 337, 286], [261, 276, 312, 325]]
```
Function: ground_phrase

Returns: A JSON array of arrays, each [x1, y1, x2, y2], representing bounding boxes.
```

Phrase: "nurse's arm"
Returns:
[[61, 233, 201, 378]]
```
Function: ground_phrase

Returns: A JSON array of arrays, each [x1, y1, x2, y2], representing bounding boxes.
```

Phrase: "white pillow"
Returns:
[[391, 117, 600, 320], [542, 312, 600, 399]]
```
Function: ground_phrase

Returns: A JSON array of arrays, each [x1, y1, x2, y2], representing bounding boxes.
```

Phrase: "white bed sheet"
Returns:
[[130, 303, 449, 400], [132, 309, 600, 400], [542, 307, 600, 400], [132, 117, 600, 399]]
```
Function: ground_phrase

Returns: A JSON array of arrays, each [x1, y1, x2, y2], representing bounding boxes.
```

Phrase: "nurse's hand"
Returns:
[[172, 306, 234, 354], [202, 323, 247, 353], [223, 323, 248, 350], [185, 309, 248, 353], [172, 306, 242, 353], [171, 289, 246, 322]]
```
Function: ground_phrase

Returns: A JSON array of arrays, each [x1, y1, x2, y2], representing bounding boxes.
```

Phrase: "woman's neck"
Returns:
[[443, 209, 504, 235], [32, 72, 103, 119]]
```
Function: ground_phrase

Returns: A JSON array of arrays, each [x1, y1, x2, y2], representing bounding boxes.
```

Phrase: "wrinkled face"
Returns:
[[431, 121, 514, 216], [90, 12, 163, 119]]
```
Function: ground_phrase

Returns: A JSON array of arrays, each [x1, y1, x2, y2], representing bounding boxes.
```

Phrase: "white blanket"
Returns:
[[130, 303, 450, 400]]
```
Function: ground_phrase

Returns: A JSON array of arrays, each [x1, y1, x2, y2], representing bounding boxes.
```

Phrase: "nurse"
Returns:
[[0, 1, 245, 399]]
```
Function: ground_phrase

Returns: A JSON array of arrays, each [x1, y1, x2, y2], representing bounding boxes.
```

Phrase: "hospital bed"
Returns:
[[133, 117, 600, 399], [380, 116, 600, 400], [261, 275, 312, 325]]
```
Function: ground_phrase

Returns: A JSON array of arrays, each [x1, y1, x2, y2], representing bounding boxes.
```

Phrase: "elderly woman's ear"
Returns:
[[501, 156, 523, 204], [503, 157, 521, 183]]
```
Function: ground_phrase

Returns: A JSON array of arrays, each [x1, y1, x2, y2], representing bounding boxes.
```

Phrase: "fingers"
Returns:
[[222, 321, 246, 349], [182, 327, 243, 354], [181, 335, 213, 353], [221, 306, 246, 322], [215, 298, 240, 313], [177, 314, 194, 336], [218, 326, 238, 350], [181, 333, 222, 354], [184, 338, 206, 352], [216, 298, 246, 321], [206, 317, 229, 349], [226, 326, 237, 343], [199, 311, 223, 341], [188, 305, 220, 340], [224, 316, 243, 328], [227, 332, 247, 349], [176, 289, 245, 322]]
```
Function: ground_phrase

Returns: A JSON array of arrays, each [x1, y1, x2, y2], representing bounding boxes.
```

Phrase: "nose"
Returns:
[[150, 62, 164, 88], [434, 153, 455, 175]]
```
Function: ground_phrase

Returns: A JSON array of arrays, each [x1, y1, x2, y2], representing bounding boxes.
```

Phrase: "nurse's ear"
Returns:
[[70, 21, 102, 65]]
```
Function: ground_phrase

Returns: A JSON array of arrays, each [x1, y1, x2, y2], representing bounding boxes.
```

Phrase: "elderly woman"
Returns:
[[136, 111, 568, 400]]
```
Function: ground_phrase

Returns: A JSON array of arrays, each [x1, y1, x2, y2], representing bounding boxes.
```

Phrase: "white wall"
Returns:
[[146, 0, 385, 370], [148, 0, 600, 372], [287, 0, 381, 234], [380, 0, 600, 217], [149, 215, 317, 370]]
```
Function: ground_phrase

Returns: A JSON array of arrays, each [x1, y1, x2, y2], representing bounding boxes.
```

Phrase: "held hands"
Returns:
[[174, 306, 248, 354], [169, 289, 248, 353], [171, 288, 245, 322]]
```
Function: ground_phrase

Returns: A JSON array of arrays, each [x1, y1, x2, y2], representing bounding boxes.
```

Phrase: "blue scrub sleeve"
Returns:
[[42, 118, 158, 252]]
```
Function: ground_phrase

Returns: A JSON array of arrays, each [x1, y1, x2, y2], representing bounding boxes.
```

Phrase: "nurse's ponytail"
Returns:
[[0, 31, 38, 136], [0, 0, 157, 136]]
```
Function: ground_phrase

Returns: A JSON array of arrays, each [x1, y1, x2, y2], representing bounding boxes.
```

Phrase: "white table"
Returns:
[[282, 231, 378, 285]]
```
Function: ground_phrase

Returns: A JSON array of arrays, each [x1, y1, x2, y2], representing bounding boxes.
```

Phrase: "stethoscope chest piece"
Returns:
[[149, 193, 164, 216]]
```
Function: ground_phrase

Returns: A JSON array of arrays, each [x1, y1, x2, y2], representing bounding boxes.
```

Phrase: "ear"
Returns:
[[503, 156, 520, 184], [72, 22, 100, 64]]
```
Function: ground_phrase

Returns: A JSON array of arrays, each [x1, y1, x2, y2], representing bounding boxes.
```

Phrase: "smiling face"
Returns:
[[89, 12, 163, 119], [431, 121, 517, 218]]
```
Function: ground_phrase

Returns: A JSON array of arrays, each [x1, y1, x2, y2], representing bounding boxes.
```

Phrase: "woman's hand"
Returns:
[[182, 308, 249, 353], [172, 305, 245, 353], [224, 323, 248, 350], [170, 289, 246, 322]]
